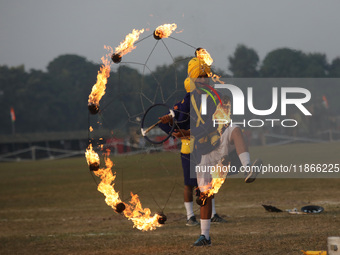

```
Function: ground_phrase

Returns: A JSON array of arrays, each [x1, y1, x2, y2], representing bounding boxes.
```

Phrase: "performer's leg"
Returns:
[[200, 196, 212, 240]]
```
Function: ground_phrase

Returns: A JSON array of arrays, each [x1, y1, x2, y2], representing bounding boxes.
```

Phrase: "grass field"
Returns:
[[0, 142, 339, 255]]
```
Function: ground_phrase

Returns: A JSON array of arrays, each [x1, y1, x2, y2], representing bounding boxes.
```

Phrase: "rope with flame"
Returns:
[[85, 23, 229, 231]]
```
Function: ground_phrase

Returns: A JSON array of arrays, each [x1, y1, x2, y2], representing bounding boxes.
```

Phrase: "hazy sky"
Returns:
[[1, 0, 340, 73]]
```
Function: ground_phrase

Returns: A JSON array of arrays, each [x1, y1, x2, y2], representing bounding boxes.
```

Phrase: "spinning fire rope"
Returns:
[[85, 23, 228, 230], [85, 145, 166, 230], [111, 28, 145, 64], [86, 25, 176, 231], [87, 45, 112, 115], [88, 28, 145, 114]]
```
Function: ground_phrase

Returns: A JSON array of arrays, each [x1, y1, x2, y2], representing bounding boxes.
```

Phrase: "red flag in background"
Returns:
[[10, 107, 16, 122], [322, 95, 329, 109]]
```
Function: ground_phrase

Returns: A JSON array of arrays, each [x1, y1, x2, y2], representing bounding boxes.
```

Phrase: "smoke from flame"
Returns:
[[154, 23, 177, 38]]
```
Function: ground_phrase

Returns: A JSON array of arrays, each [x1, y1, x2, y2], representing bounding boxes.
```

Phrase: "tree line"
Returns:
[[229, 45, 340, 77], [0, 45, 339, 135]]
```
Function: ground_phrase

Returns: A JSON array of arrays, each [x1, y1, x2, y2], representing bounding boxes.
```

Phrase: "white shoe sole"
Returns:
[[245, 159, 262, 183]]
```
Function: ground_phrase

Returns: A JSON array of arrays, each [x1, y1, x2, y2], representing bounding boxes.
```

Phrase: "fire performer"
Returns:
[[158, 56, 227, 227], [162, 56, 261, 246], [189, 57, 262, 246], [159, 79, 226, 228]]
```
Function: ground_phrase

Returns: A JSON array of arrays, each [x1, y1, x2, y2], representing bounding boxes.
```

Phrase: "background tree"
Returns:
[[0, 65, 28, 134], [228, 44, 259, 77], [303, 53, 329, 77], [329, 57, 340, 77], [45, 54, 100, 131], [259, 48, 307, 77], [1, 48, 339, 135]]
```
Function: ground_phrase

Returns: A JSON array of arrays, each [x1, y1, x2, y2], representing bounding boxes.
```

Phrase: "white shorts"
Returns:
[[197, 125, 238, 192]]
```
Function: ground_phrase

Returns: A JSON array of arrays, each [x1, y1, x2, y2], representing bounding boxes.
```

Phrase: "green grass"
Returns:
[[0, 142, 339, 254]]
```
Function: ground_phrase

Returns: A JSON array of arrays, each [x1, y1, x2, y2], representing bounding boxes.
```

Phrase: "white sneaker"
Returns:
[[245, 159, 262, 183]]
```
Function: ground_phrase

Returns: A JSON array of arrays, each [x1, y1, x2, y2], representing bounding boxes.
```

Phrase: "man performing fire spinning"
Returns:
[[158, 53, 228, 229], [161, 54, 262, 247]]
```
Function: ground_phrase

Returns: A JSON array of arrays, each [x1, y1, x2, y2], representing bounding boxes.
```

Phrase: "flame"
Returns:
[[115, 29, 144, 56], [198, 101, 232, 198], [213, 101, 231, 135], [85, 143, 100, 166], [198, 162, 230, 199], [88, 28, 144, 106], [123, 193, 161, 231], [154, 23, 177, 38], [211, 74, 225, 84], [196, 48, 225, 83], [86, 148, 162, 231], [204, 163, 229, 197], [89, 126, 93, 132], [93, 152, 123, 210], [88, 45, 113, 106], [196, 48, 213, 66]]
